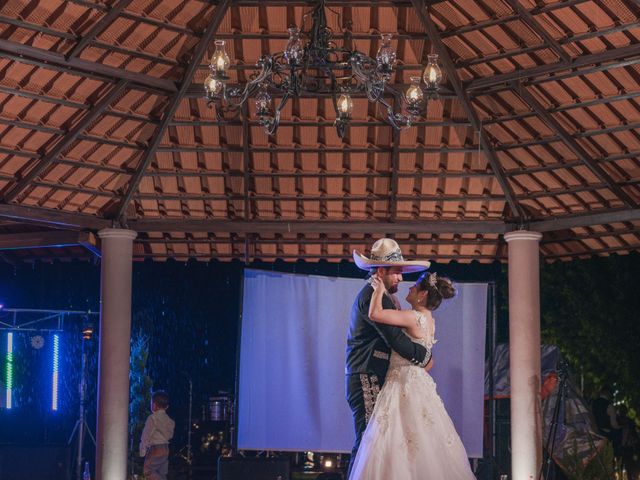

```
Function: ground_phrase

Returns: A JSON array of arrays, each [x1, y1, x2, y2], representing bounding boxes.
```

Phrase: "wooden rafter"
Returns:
[[242, 104, 251, 221], [514, 84, 638, 209], [0, 204, 110, 230], [1, 80, 130, 204], [502, 0, 569, 63], [0, 39, 176, 93], [410, 0, 526, 221], [468, 43, 640, 91], [113, 0, 233, 223], [530, 208, 640, 232], [129, 218, 508, 234], [0, 231, 95, 251]]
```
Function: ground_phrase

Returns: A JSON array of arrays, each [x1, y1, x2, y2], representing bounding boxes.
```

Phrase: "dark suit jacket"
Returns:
[[345, 284, 430, 381]]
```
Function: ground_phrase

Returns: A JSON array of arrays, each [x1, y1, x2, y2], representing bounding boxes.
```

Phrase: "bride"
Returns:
[[348, 272, 476, 480]]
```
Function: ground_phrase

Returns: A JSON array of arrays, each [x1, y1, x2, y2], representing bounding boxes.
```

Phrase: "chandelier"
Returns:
[[203, 0, 442, 138]]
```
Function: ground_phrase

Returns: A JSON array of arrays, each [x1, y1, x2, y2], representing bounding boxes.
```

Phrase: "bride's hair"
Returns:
[[418, 272, 456, 310]]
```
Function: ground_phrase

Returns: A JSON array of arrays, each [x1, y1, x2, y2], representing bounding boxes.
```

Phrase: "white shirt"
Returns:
[[139, 409, 175, 457]]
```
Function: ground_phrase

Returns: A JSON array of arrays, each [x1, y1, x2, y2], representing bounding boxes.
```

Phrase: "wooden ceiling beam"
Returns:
[[389, 104, 401, 222], [0, 204, 110, 230], [128, 218, 508, 234], [2, 13, 179, 67], [410, 0, 525, 221], [543, 243, 639, 259], [460, 21, 639, 68], [114, 0, 233, 223], [530, 208, 640, 232], [541, 227, 640, 245], [186, 84, 458, 99], [0, 144, 478, 157], [0, 231, 95, 251], [493, 122, 640, 151], [66, 0, 199, 36], [170, 118, 470, 127], [156, 146, 478, 153], [26, 177, 640, 203], [131, 252, 504, 261], [0, 16, 75, 39], [130, 193, 505, 202], [1, 80, 130, 204], [504, 151, 640, 176], [514, 84, 638, 209], [440, 0, 590, 39], [484, 90, 640, 125], [67, 0, 134, 59], [501, 0, 568, 62], [468, 43, 640, 91], [0, 39, 177, 93], [137, 237, 500, 246], [0, 86, 89, 110], [242, 104, 251, 221]]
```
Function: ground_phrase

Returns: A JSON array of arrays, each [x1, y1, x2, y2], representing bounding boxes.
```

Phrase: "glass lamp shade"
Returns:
[[211, 40, 230, 74], [405, 76, 424, 106], [336, 93, 353, 117], [376, 34, 396, 73], [255, 85, 273, 116], [204, 74, 223, 96], [284, 27, 305, 65], [422, 53, 442, 89]]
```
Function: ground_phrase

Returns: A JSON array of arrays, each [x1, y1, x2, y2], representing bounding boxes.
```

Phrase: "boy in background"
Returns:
[[140, 390, 175, 480]]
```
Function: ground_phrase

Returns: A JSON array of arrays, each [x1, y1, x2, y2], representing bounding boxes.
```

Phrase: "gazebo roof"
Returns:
[[0, 0, 639, 263]]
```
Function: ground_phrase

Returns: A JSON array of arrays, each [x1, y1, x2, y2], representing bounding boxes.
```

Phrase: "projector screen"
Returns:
[[238, 269, 487, 456]]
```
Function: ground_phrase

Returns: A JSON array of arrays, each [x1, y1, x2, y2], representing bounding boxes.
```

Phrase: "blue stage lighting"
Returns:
[[52, 334, 59, 411], [5, 332, 13, 409]]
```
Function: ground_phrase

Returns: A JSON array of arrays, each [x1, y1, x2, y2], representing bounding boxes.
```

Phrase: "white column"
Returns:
[[504, 230, 543, 480], [96, 228, 137, 480]]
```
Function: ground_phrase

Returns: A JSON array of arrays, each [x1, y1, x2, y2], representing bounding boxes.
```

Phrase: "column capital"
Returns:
[[504, 230, 543, 243], [98, 228, 137, 240]]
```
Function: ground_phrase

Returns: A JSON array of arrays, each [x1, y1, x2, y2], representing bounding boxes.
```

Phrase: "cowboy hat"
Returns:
[[352, 238, 430, 273]]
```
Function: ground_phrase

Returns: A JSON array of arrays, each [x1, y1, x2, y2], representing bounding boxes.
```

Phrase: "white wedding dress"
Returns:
[[349, 310, 476, 480]]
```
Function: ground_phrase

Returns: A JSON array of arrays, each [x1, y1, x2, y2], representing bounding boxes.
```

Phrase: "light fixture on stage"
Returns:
[[5, 331, 13, 409], [52, 334, 59, 411], [81, 314, 94, 340], [30, 334, 45, 349], [82, 323, 94, 341]]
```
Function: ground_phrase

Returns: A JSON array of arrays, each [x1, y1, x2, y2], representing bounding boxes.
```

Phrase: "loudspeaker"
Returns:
[[218, 456, 291, 480], [0, 444, 70, 480]]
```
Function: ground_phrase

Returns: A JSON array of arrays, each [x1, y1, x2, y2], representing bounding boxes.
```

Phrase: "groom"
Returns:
[[345, 238, 432, 475]]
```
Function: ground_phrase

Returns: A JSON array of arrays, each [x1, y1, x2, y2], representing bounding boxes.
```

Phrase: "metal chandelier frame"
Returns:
[[203, 0, 442, 138]]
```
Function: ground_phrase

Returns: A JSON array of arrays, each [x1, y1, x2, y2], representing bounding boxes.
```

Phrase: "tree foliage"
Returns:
[[540, 253, 640, 416]]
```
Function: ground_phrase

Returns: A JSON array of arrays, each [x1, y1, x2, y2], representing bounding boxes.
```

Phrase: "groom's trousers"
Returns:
[[346, 373, 382, 477]]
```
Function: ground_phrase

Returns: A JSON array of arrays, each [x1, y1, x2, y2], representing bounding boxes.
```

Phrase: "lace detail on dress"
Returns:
[[388, 310, 435, 371]]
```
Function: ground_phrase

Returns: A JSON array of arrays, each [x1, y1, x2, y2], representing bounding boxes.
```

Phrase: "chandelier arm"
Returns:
[[221, 63, 273, 109], [385, 104, 415, 131], [214, 103, 242, 121]]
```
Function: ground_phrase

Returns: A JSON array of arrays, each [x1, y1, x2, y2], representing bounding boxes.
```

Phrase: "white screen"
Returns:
[[238, 269, 487, 456]]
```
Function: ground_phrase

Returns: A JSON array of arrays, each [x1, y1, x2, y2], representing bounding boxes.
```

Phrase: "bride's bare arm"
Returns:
[[368, 277, 416, 329]]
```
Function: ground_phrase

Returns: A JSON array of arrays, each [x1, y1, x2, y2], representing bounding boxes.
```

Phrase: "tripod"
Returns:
[[68, 335, 96, 480], [538, 359, 608, 480]]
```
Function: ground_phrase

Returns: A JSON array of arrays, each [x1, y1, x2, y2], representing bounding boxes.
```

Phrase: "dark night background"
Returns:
[[1, 252, 639, 475]]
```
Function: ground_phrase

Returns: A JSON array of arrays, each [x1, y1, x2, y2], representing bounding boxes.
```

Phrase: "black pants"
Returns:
[[345, 373, 382, 478]]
